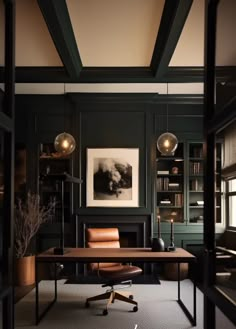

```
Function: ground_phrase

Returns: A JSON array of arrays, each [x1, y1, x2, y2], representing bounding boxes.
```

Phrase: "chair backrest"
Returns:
[[86, 228, 120, 271]]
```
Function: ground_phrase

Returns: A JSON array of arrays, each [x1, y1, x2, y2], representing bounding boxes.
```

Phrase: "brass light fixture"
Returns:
[[157, 84, 178, 156], [54, 132, 76, 155], [54, 84, 76, 156]]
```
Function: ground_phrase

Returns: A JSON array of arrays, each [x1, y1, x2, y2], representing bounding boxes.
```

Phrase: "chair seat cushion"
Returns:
[[99, 264, 142, 281]]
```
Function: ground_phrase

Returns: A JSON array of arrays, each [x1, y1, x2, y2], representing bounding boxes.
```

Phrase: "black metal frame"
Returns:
[[177, 263, 197, 326], [204, 0, 236, 327], [0, 1, 15, 329]]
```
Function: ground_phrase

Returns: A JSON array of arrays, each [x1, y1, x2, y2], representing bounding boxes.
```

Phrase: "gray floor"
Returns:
[[15, 279, 203, 329]]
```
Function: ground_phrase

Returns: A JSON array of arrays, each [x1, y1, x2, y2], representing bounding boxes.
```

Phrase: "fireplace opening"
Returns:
[[119, 232, 137, 248]]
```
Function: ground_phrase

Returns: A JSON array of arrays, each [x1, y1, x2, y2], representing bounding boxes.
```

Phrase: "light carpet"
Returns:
[[15, 279, 203, 329]]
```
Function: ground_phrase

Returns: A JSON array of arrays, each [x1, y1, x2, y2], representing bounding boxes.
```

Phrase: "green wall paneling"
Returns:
[[15, 93, 207, 254]]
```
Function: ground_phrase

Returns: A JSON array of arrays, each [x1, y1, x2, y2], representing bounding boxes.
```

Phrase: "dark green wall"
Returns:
[[15, 93, 205, 250]]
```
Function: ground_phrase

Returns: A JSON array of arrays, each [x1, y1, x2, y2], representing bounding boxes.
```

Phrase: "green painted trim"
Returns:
[[37, 0, 82, 79], [151, 0, 193, 79], [69, 93, 204, 106]]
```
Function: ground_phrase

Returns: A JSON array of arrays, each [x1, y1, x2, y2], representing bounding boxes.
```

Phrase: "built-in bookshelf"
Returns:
[[156, 141, 223, 225], [38, 143, 73, 223], [156, 143, 184, 223], [187, 142, 223, 224], [188, 143, 204, 223]]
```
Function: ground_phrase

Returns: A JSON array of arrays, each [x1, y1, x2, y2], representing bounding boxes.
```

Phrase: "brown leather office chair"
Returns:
[[85, 227, 142, 315]]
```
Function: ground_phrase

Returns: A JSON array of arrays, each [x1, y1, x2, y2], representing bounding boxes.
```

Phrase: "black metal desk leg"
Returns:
[[178, 262, 180, 300], [177, 262, 197, 327], [35, 261, 58, 325], [35, 260, 39, 325]]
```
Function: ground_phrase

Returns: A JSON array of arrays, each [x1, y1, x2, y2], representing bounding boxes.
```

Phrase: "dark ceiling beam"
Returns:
[[151, 0, 193, 79], [37, 0, 82, 80], [0, 66, 235, 83]]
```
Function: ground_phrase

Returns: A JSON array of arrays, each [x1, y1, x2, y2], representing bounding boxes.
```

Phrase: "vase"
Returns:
[[15, 255, 35, 286], [151, 237, 165, 252]]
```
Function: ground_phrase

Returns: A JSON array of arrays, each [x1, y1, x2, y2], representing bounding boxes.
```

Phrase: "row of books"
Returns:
[[190, 162, 203, 175], [157, 178, 181, 191], [190, 179, 203, 191]]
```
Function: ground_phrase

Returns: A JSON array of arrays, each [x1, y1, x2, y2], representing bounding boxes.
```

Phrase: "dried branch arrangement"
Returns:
[[14, 192, 56, 258]]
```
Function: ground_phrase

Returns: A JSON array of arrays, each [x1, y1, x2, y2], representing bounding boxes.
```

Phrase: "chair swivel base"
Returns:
[[85, 290, 138, 315]]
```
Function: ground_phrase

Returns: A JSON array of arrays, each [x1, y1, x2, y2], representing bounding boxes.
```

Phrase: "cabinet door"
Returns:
[[156, 143, 185, 223], [188, 143, 204, 223]]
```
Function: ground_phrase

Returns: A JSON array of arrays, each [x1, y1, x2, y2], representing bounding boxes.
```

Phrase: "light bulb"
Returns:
[[62, 139, 69, 149], [54, 132, 76, 155], [163, 139, 170, 148]]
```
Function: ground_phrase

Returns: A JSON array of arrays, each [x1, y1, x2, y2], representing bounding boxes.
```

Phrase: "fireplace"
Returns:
[[75, 215, 151, 249], [74, 215, 152, 276]]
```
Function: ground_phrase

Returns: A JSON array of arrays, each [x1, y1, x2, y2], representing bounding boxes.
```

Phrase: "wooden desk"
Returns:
[[36, 248, 197, 326]]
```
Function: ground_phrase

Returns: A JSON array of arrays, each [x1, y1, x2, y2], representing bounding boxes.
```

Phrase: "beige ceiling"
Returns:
[[216, 0, 236, 66], [169, 0, 205, 67], [15, 0, 62, 67], [0, 0, 235, 68], [67, 0, 164, 67]]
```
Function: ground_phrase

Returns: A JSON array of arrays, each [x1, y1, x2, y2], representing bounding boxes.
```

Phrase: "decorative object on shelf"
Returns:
[[152, 216, 165, 252], [41, 173, 82, 255], [168, 219, 175, 251], [14, 192, 56, 285], [54, 84, 76, 156], [157, 84, 178, 156], [86, 148, 139, 207], [171, 166, 179, 174]]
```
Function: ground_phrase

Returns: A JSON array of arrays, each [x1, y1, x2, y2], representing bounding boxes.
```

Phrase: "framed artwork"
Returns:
[[86, 148, 139, 207]]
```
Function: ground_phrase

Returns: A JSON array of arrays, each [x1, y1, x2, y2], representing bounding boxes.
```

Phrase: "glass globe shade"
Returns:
[[54, 132, 76, 155], [157, 132, 178, 156]]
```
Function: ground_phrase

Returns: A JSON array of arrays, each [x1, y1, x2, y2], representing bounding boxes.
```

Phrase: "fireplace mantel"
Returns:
[[75, 215, 151, 248]]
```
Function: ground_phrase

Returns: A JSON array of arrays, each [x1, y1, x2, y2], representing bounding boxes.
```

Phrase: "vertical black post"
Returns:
[[60, 180, 65, 252], [178, 262, 180, 300], [35, 260, 39, 325], [203, 1, 219, 328], [3, 1, 15, 329]]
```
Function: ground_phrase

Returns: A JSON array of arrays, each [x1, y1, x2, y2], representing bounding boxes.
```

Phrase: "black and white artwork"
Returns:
[[86, 148, 139, 207]]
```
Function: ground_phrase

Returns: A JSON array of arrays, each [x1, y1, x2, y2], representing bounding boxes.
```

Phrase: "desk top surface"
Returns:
[[36, 247, 196, 263]]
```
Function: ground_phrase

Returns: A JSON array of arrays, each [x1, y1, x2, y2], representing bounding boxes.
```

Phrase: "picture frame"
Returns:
[[86, 148, 139, 207]]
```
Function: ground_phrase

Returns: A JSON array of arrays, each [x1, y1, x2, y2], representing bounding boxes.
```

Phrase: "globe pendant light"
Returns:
[[157, 84, 178, 156], [54, 84, 76, 156], [54, 132, 76, 155]]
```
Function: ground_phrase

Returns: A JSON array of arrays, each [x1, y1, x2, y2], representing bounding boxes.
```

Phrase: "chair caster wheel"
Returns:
[[129, 295, 134, 300], [85, 301, 90, 308], [103, 309, 108, 316], [133, 306, 138, 312]]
